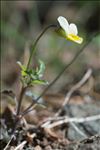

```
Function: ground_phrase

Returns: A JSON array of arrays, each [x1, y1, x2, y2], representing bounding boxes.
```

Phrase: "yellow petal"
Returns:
[[67, 34, 83, 44]]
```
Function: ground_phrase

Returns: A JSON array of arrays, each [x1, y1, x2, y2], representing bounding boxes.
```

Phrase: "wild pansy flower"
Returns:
[[56, 16, 83, 44]]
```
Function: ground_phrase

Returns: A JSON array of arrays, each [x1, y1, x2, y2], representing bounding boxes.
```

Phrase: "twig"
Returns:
[[41, 114, 100, 128], [55, 68, 92, 117], [70, 122, 87, 138], [41, 68, 92, 136], [15, 141, 27, 150], [4, 135, 14, 150], [52, 68, 92, 137]]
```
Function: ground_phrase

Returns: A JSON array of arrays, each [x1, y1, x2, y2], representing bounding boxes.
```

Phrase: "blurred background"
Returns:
[[1, 1, 100, 95]]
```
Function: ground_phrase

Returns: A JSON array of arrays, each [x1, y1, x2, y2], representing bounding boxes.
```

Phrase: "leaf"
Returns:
[[17, 61, 26, 71], [17, 60, 47, 87], [37, 60, 45, 78], [32, 79, 48, 85], [17, 61, 28, 77], [30, 73, 37, 80], [21, 70, 27, 76]]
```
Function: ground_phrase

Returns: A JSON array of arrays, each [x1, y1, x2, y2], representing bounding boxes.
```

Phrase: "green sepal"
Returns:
[[55, 27, 67, 38]]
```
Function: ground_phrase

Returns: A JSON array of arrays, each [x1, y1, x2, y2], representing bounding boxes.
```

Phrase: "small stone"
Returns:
[[34, 145, 42, 150], [45, 145, 52, 150]]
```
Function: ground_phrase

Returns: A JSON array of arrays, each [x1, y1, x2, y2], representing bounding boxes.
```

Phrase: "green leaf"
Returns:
[[17, 61, 26, 71], [21, 70, 27, 76], [37, 60, 45, 77], [32, 79, 48, 85], [17, 60, 48, 87], [30, 74, 36, 80]]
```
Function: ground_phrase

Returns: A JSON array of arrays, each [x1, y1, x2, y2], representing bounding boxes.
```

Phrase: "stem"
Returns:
[[16, 86, 26, 116], [21, 32, 98, 116], [11, 86, 26, 135], [26, 24, 57, 69]]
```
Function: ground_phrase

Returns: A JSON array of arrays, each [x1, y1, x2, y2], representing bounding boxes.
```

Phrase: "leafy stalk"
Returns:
[[12, 24, 57, 134]]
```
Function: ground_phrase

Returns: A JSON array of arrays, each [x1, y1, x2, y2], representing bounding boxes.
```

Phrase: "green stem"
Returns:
[[21, 32, 98, 116], [27, 24, 57, 69]]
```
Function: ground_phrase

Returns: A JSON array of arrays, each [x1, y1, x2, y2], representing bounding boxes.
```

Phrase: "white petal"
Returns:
[[69, 23, 78, 35], [57, 16, 69, 34]]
